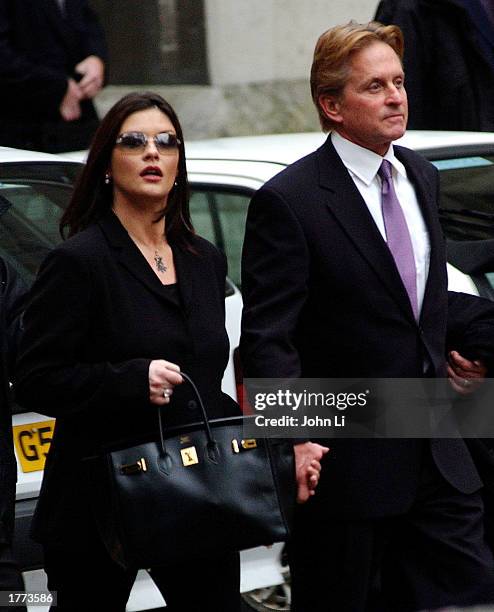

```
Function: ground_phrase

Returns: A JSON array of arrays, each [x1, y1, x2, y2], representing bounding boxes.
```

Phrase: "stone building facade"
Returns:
[[91, 0, 378, 138]]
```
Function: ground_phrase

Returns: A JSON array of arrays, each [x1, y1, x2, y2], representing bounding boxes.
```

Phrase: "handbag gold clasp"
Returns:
[[232, 439, 257, 453], [181, 446, 199, 466], [120, 458, 147, 475]]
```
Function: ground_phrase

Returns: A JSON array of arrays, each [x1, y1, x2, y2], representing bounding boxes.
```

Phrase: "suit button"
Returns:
[[188, 400, 198, 411]]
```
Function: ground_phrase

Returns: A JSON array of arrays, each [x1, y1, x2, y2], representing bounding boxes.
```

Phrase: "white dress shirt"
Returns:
[[331, 131, 431, 315]]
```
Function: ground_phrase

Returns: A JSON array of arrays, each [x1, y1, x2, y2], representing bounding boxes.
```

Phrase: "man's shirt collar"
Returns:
[[331, 131, 407, 184]]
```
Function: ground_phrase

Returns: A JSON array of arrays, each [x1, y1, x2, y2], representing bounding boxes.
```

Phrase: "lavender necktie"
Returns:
[[378, 160, 419, 320]]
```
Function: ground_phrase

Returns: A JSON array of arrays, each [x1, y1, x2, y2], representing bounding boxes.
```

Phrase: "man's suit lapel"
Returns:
[[394, 147, 437, 232], [316, 139, 417, 321]]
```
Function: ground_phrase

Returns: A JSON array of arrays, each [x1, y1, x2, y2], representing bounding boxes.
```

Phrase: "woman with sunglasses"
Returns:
[[16, 92, 242, 611]]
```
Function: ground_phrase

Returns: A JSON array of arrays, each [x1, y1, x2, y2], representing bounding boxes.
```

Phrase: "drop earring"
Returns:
[[105, 173, 111, 185]]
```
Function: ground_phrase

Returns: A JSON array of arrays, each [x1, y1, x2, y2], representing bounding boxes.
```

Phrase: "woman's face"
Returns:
[[109, 107, 180, 211]]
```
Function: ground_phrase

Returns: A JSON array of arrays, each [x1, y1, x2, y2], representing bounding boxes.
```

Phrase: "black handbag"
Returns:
[[84, 373, 296, 569]]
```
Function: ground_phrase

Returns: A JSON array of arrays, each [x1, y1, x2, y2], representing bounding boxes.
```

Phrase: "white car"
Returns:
[[2, 130, 494, 611]]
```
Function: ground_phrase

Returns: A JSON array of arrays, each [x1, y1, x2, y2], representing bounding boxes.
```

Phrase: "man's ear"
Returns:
[[318, 95, 342, 124]]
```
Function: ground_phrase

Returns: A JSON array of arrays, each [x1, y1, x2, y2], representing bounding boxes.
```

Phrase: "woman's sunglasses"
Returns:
[[115, 131, 181, 153]]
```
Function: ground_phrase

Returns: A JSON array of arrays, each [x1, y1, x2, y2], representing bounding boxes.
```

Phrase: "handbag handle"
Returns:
[[157, 371, 219, 461]]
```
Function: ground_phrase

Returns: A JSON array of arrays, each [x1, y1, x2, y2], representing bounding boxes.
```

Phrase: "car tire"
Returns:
[[240, 576, 291, 611]]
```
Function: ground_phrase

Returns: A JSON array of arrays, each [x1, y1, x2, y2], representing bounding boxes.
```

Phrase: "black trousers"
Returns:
[[290, 449, 494, 612], [43, 528, 240, 612], [0, 543, 25, 612]]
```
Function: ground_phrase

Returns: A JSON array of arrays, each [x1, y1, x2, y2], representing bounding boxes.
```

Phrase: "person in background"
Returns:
[[0, 257, 26, 612], [240, 20, 494, 612], [0, 0, 107, 153], [375, 0, 494, 131]]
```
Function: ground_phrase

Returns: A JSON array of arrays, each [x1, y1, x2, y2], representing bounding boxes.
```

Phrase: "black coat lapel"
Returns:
[[97, 212, 182, 308], [316, 139, 416, 320]]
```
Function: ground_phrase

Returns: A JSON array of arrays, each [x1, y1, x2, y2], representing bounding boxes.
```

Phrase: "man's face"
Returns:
[[320, 41, 408, 156]]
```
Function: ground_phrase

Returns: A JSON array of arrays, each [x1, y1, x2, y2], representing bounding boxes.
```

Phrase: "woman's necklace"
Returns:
[[127, 229, 168, 275], [154, 250, 167, 273]]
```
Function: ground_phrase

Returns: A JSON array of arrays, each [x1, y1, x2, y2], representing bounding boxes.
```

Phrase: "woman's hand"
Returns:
[[149, 360, 183, 405]]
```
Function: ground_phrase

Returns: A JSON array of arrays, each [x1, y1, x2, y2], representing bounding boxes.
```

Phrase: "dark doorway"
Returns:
[[90, 0, 209, 85]]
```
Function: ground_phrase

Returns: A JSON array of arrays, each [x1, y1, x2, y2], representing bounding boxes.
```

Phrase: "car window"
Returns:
[[0, 184, 69, 284], [433, 156, 494, 296], [435, 156, 494, 241], [0, 162, 80, 283], [189, 187, 251, 287]]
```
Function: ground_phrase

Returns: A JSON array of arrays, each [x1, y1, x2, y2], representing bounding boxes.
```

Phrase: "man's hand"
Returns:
[[74, 55, 105, 99], [294, 442, 330, 504], [59, 78, 82, 121], [447, 350, 487, 396]]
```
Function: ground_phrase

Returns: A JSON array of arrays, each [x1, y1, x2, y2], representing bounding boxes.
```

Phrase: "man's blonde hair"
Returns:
[[310, 21, 404, 132]]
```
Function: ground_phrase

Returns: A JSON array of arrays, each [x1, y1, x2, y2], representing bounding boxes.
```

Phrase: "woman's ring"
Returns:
[[463, 379, 472, 388], [163, 388, 171, 398]]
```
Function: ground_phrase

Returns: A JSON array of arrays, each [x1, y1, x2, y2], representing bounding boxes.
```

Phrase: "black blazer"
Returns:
[[241, 136, 494, 519], [16, 212, 239, 543]]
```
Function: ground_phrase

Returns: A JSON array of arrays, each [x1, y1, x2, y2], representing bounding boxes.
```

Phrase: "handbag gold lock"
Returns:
[[232, 439, 257, 453], [120, 458, 147, 475], [181, 446, 199, 466]]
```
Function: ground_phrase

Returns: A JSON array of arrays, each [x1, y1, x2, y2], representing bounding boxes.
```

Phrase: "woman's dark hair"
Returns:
[[60, 91, 194, 248]]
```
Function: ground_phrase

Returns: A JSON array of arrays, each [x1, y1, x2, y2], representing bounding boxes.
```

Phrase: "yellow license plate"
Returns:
[[12, 420, 55, 473]]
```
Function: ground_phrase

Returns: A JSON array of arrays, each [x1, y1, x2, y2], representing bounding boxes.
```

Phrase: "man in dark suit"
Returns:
[[0, 0, 107, 153], [0, 257, 26, 610], [240, 21, 494, 612]]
